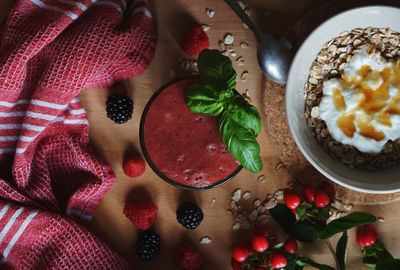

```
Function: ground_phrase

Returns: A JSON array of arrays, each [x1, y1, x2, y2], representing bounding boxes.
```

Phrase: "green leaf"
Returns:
[[296, 257, 335, 270], [268, 204, 319, 242], [336, 231, 348, 270], [319, 212, 377, 239], [363, 240, 394, 269], [296, 205, 306, 219], [318, 206, 330, 220], [376, 259, 400, 270], [225, 94, 261, 135], [284, 252, 297, 270], [219, 111, 263, 173], [197, 49, 237, 90], [186, 83, 224, 116]]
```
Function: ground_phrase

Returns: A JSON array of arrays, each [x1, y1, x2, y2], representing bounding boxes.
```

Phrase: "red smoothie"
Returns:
[[141, 80, 241, 189]]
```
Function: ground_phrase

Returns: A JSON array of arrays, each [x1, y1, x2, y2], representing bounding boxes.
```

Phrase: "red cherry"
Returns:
[[314, 189, 330, 208], [322, 182, 336, 198], [253, 224, 269, 237], [231, 259, 242, 270], [251, 235, 269, 252], [302, 183, 316, 202], [356, 224, 378, 248], [271, 252, 287, 269], [284, 189, 301, 209], [232, 243, 250, 262], [284, 237, 298, 254]]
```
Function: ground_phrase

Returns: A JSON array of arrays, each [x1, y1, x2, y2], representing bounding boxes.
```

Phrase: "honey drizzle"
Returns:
[[332, 60, 400, 142]]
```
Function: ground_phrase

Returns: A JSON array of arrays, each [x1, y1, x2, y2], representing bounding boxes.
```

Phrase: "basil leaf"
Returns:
[[226, 94, 261, 135], [318, 206, 330, 220], [198, 49, 237, 90], [319, 212, 377, 239], [219, 111, 263, 173], [186, 83, 224, 116], [336, 231, 348, 270], [296, 257, 335, 270], [376, 259, 400, 270], [268, 204, 319, 242]]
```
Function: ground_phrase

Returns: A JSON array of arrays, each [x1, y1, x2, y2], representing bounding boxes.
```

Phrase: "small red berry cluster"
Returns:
[[231, 224, 298, 269], [356, 223, 378, 248], [283, 181, 336, 222]]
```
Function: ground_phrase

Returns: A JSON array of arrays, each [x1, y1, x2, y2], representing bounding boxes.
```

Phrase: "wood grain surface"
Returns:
[[1, 0, 400, 269]]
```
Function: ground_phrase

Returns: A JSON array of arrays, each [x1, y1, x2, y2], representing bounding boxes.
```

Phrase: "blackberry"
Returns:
[[176, 202, 204, 230], [136, 230, 161, 261], [106, 94, 133, 124]]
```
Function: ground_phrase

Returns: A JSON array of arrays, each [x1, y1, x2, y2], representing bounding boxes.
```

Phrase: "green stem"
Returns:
[[325, 239, 340, 270]]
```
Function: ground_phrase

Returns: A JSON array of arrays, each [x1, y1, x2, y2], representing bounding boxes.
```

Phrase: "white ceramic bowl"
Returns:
[[286, 6, 400, 193]]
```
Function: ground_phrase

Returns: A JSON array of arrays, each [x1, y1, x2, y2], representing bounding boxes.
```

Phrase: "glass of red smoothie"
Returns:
[[140, 79, 242, 190]]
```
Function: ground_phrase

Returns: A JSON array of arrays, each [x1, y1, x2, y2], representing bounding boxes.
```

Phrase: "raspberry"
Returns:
[[270, 252, 287, 269], [232, 243, 250, 263], [302, 183, 316, 202], [136, 230, 161, 261], [123, 202, 157, 230], [123, 155, 145, 177], [106, 93, 133, 124], [251, 235, 269, 252], [283, 237, 298, 254], [284, 189, 301, 209], [175, 244, 205, 270], [314, 189, 330, 208], [176, 202, 204, 230], [182, 26, 210, 56], [356, 224, 378, 248]]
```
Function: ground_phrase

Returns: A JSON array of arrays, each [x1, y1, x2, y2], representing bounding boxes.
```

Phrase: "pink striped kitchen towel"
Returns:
[[0, 0, 155, 269]]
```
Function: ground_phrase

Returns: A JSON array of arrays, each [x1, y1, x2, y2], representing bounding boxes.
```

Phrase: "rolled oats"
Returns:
[[304, 27, 400, 169]]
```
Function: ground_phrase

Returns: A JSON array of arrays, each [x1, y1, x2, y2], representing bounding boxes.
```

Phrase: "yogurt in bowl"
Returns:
[[286, 6, 400, 193]]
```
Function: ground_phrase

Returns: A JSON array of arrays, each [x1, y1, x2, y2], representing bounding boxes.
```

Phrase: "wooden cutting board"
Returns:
[[262, 0, 400, 204]]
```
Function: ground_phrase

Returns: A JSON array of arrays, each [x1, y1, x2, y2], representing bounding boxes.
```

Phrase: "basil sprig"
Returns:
[[186, 49, 263, 173]]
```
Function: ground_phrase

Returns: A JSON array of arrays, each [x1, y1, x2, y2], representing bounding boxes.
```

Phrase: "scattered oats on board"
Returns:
[[240, 42, 249, 48], [224, 34, 234, 45], [211, 198, 216, 207], [275, 161, 285, 171], [219, 41, 225, 50], [230, 200, 238, 210], [206, 8, 215, 18], [253, 199, 261, 208], [200, 24, 210, 32], [232, 222, 241, 230], [169, 68, 176, 79], [274, 189, 284, 200], [257, 175, 266, 183], [230, 51, 237, 57], [221, 50, 229, 56], [243, 23, 249, 29], [236, 56, 245, 65], [264, 198, 277, 209], [257, 205, 266, 214], [200, 236, 212, 244], [226, 209, 234, 216], [240, 71, 249, 82], [242, 191, 251, 200], [249, 209, 258, 221], [232, 188, 242, 201], [343, 203, 353, 211], [378, 217, 385, 223]]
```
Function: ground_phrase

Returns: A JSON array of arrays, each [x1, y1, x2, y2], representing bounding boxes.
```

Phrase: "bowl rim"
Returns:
[[139, 78, 242, 190], [286, 5, 400, 194]]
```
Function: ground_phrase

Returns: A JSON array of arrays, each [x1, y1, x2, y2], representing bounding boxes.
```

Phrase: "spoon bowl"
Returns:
[[224, 0, 294, 83]]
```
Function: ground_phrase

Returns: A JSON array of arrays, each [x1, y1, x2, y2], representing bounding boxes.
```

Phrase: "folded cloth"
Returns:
[[0, 0, 155, 269]]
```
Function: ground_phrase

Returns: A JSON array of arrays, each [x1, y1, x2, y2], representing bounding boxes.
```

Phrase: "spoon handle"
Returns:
[[224, 0, 262, 41]]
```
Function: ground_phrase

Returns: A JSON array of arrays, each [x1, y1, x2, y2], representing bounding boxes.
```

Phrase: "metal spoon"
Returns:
[[224, 0, 294, 84]]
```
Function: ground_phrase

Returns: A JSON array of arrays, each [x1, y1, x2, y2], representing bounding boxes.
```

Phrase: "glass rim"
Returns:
[[139, 78, 242, 190]]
